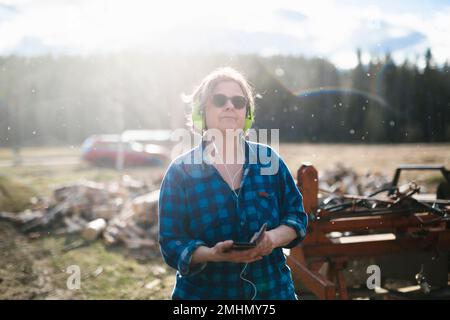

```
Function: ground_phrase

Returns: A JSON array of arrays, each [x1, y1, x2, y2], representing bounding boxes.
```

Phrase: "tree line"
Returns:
[[0, 49, 449, 148]]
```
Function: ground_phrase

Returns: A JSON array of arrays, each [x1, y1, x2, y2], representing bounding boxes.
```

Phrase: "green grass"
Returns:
[[0, 164, 165, 198], [0, 175, 38, 212], [425, 174, 447, 184], [39, 236, 175, 299], [0, 146, 80, 160], [0, 222, 175, 300]]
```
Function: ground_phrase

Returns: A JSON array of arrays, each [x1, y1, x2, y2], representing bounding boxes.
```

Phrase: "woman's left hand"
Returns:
[[252, 230, 276, 257]]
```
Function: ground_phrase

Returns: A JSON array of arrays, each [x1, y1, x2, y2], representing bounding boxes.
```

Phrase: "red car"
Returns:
[[81, 135, 170, 167]]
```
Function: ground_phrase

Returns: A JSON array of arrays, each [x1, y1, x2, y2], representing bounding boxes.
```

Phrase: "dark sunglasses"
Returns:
[[211, 94, 247, 109]]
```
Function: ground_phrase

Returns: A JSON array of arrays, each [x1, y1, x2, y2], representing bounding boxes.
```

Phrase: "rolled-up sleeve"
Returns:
[[158, 164, 207, 277], [277, 157, 308, 249]]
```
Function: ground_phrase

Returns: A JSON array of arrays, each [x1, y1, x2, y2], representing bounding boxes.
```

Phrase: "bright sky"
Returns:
[[0, 0, 449, 69]]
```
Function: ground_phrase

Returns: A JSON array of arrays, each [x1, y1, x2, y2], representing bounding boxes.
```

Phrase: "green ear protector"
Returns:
[[191, 100, 255, 132]]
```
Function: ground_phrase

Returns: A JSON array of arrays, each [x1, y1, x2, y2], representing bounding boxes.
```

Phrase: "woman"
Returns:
[[158, 67, 308, 300]]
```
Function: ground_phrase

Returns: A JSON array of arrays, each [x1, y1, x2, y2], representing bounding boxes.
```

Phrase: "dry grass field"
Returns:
[[0, 143, 449, 299]]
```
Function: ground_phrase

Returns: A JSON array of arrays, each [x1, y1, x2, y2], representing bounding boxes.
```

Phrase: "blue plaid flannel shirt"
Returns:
[[158, 139, 308, 300]]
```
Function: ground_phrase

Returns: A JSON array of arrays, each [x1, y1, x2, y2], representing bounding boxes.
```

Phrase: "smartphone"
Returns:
[[231, 223, 267, 251], [230, 242, 257, 250]]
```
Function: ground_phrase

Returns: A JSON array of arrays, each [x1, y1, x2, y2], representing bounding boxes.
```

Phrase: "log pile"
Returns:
[[0, 175, 160, 250], [319, 162, 390, 196]]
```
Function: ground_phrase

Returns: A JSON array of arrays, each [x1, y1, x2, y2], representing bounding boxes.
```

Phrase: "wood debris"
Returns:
[[319, 162, 390, 196], [0, 175, 160, 251]]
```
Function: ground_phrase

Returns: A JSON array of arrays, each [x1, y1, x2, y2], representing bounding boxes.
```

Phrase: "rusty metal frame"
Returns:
[[286, 164, 450, 300]]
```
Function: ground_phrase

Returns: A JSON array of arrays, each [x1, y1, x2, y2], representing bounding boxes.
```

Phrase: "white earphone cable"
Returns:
[[209, 133, 258, 300], [240, 262, 258, 300]]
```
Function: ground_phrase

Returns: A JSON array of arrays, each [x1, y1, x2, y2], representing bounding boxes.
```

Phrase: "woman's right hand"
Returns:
[[209, 240, 263, 264]]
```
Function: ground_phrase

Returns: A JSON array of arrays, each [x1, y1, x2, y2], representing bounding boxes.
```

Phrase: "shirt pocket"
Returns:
[[253, 189, 280, 229]]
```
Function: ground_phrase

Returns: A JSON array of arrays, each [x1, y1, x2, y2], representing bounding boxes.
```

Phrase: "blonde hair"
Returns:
[[182, 67, 255, 131]]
